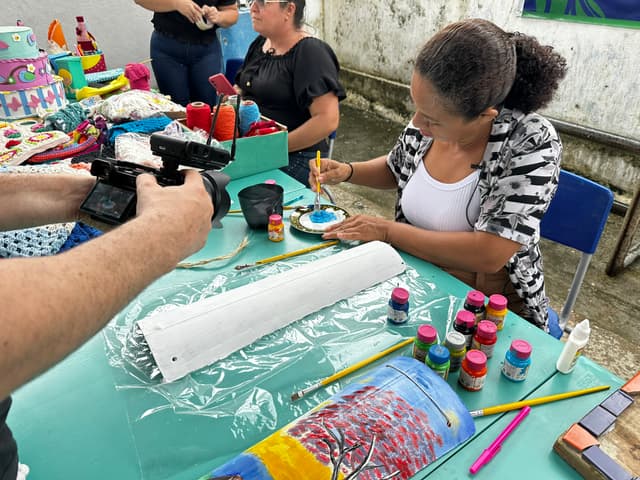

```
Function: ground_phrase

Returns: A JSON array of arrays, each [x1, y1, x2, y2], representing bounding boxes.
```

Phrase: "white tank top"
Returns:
[[401, 161, 481, 232]]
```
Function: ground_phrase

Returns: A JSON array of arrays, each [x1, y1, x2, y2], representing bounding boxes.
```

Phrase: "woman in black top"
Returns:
[[236, 0, 346, 185], [135, 0, 239, 106]]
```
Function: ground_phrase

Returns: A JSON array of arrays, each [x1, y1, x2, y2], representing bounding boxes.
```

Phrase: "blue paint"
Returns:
[[309, 209, 337, 223]]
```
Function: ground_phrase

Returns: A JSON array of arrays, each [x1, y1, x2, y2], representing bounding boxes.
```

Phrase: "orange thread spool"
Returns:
[[212, 104, 237, 141], [186, 102, 211, 132]]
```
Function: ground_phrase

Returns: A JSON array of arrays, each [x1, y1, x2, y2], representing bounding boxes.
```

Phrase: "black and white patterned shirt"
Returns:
[[386, 107, 562, 329]]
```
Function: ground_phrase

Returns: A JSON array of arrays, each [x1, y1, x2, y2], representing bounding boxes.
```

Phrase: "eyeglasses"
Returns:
[[247, 0, 289, 9]]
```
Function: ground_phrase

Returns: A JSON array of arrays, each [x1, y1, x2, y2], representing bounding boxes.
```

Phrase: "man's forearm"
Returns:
[[0, 212, 186, 399], [0, 175, 95, 230]]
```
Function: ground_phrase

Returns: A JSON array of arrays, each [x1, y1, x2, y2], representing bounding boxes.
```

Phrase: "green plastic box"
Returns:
[[178, 116, 288, 180]]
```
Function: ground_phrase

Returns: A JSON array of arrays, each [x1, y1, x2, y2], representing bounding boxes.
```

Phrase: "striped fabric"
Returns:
[[386, 107, 562, 329]]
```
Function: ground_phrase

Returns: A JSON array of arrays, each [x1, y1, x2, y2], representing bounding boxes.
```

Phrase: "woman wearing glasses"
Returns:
[[313, 19, 567, 332], [135, 0, 239, 106], [235, 0, 346, 184]]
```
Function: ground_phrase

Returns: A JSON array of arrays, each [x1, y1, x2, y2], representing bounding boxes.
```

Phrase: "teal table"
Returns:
[[9, 170, 622, 480]]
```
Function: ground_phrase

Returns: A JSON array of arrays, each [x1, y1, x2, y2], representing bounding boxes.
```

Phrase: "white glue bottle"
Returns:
[[556, 319, 591, 374]]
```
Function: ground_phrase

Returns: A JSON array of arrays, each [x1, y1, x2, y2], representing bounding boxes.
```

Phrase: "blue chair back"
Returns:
[[541, 169, 613, 337], [217, 8, 258, 83], [541, 170, 613, 254]]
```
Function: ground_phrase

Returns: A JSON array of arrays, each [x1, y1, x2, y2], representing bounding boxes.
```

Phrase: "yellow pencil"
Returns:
[[313, 150, 322, 212], [234, 241, 339, 270], [291, 337, 415, 401], [469, 385, 610, 417]]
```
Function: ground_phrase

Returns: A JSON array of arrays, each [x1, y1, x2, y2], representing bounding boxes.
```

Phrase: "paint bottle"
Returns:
[[501, 339, 532, 382], [556, 319, 591, 374], [426, 344, 450, 380], [471, 320, 498, 358], [459, 349, 488, 392], [267, 214, 284, 242], [444, 330, 467, 373], [413, 324, 437, 363], [453, 310, 476, 349], [464, 290, 486, 323], [485, 294, 508, 330], [387, 287, 410, 325]]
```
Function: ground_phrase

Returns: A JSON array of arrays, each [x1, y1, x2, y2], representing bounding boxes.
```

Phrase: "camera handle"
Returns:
[[206, 93, 241, 163]]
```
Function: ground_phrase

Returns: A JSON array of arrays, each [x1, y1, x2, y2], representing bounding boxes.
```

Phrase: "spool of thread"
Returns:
[[186, 102, 212, 132], [212, 104, 237, 141], [238, 100, 261, 135]]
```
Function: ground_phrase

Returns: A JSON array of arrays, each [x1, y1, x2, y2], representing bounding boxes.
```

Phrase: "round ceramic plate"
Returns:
[[289, 204, 350, 234]]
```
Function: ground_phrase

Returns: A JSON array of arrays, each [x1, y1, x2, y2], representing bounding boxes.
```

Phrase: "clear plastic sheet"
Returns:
[[102, 245, 464, 478]]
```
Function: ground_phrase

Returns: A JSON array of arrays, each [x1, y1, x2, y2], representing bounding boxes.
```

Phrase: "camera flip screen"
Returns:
[[80, 182, 136, 224]]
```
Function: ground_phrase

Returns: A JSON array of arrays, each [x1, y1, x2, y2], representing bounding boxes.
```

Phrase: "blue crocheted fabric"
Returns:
[[107, 116, 173, 145], [58, 222, 103, 252]]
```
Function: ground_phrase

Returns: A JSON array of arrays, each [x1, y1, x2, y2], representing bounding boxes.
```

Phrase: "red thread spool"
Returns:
[[212, 104, 237, 141], [186, 102, 211, 132]]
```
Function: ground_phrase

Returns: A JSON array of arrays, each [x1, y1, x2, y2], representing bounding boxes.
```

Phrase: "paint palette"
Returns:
[[289, 204, 350, 234]]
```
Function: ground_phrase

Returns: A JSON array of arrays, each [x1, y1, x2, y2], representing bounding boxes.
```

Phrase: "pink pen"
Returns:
[[469, 406, 531, 474]]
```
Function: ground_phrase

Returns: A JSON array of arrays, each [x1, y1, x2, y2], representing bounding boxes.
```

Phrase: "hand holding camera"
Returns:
[[80, 134, 232, 226]]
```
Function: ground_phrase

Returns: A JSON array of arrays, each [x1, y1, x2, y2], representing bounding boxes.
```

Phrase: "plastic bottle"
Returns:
[[387, 287, 410, 325], [485, 293, 508, 330], [464, 290, 485, 323], [556, 319, 591, 374], [471, 320, 498, 358], [501, 339, 532, 382], [412, 324, 437, 363], [458, 349, 488, 392], [426, 344, 450, 380], [443, 330, 467, 373], [267, 214, 284, 242], [453, 310, 476, 349]]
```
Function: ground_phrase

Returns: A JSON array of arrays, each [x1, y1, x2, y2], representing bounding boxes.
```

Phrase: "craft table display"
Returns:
[[9, 171, 624, 480]]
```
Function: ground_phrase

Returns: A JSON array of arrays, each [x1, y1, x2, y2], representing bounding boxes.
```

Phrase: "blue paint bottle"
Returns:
[[387, 287, 409, 324], [501, 339, 532, 382]]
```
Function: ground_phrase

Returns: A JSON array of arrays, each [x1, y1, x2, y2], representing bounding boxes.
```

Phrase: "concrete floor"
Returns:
[[329, 103, 640, 381]]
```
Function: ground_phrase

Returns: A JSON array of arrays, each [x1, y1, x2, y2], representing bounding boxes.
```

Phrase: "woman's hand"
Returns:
[[176, 0, 204, 24], [308, 158, 352, 192], [322, 214, 393, 243], [202, 5, 221, 25]]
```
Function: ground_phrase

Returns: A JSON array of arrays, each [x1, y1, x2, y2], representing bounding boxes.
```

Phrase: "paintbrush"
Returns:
[[291, 337, 415, 401], [313, 150, 321, 213], [234, 240, 339, 270]]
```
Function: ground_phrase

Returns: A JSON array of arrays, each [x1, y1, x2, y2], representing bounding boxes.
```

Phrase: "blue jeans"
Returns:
[[281, 150, 328, 186], [150, 30, 223, 106]]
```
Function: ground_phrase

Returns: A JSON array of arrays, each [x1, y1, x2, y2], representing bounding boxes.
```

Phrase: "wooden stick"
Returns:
[[234, 241, 339, 270]]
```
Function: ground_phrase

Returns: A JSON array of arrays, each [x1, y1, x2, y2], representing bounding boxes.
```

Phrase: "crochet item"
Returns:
[[85, 67, 124, 85], [124, 63, 150, 90], [58, 222, 102, 252], [0, 120, 69, 166], [107, 115, 173, 145], [96, 89, 185, 123], [0, 161, 92, 257], [0, 223, 76, 257]]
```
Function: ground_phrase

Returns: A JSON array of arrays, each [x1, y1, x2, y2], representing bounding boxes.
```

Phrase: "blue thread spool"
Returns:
[[387, 287, 409, 324], [501, 339, 532, 382], [238, 100, 260, 135]]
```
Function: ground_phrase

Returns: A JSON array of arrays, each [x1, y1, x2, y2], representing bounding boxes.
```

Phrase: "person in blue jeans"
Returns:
[[135, 0, 239, 106]]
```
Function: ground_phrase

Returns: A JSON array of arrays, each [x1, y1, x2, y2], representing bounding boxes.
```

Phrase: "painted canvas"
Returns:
[[202, 356, 475, 480]]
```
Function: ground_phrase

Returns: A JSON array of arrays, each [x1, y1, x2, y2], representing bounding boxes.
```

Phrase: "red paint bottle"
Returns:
[[471, 320, 498, 358]]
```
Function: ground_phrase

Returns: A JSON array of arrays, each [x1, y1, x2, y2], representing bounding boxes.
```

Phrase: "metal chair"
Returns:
[[540, 169, 614, 338]]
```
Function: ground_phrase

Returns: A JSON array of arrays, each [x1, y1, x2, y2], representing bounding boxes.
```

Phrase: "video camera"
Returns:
[[80, 133, 232, 226]]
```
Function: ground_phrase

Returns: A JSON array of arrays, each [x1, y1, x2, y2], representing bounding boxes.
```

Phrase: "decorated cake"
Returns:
[[0, 26, 67, 120]]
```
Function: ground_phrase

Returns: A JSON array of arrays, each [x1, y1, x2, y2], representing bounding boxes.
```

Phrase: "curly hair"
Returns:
[[415, 19, 567, 118]]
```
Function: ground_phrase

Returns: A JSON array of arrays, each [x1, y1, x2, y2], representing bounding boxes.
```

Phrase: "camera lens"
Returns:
[[200, 171, 231, 228]]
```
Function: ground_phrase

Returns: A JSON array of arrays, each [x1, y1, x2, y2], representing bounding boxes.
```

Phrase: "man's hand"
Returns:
[[135, 170, 213, 259]]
